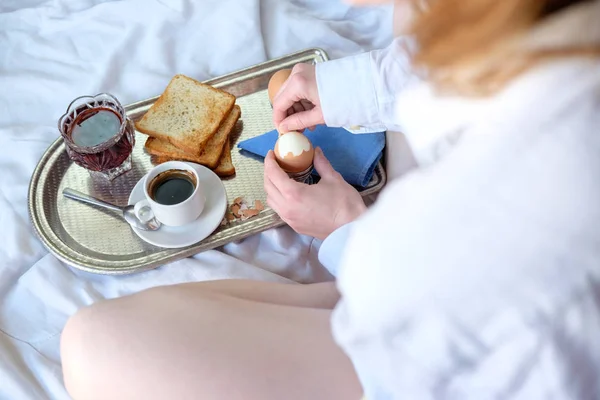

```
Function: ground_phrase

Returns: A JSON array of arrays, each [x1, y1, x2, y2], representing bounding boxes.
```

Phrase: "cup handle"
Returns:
[[134, 200, 155, 224]]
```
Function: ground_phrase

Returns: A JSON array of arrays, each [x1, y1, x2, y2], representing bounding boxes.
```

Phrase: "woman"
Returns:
[[60, 0, 600, 399]]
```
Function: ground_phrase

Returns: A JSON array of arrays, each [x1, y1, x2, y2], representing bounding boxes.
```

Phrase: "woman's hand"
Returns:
[[264, 147, 366, 240], [272, 63, 325, 133]]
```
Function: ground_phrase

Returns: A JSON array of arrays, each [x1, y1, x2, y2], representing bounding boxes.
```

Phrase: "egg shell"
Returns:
[[274, 131, 315, 173], [268, 69, 292, 104]]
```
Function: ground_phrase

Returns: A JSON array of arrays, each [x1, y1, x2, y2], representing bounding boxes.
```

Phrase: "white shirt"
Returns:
[[316, 2, 600, 399]]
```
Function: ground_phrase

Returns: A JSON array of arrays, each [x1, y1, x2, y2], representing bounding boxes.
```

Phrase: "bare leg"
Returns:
[[61, 282, 362, 400], [171, 280, 340, 309]]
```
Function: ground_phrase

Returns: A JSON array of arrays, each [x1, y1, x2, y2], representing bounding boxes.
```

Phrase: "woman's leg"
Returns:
[[170, 280, 340, 308], [61, 282, 362, 400]]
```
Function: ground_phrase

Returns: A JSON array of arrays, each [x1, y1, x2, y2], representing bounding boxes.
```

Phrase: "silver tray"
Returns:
[[28, 48, 387, 275]]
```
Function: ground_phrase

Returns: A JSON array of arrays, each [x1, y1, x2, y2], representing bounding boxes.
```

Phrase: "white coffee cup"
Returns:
[[135, 161, 206, 226]]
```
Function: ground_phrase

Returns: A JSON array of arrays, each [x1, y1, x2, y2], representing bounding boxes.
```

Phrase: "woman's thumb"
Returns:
[[313, 147, 339, 180], [279, 109, 323, 133]]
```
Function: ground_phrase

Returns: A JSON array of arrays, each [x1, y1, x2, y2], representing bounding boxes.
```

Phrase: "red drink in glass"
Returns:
[[58, 93, 135, 181]]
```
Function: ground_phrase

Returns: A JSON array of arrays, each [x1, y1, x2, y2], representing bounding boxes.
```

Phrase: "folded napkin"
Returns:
[[237, 125, 385, 187]]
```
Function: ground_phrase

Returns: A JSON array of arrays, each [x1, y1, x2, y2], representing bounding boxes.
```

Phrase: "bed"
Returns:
[[0, 0, 391, 398]]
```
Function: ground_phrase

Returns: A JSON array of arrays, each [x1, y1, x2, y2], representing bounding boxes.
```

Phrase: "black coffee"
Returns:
[[149, 169, 196, 206]]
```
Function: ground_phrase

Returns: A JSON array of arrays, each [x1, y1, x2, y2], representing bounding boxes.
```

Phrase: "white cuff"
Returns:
[[318, 222, 356, 277], [316, 53, 381, 129], [344, 125, 388, 134]]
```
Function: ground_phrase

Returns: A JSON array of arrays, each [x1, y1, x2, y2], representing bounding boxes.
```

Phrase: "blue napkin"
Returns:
[[237, 125, 385, 187]]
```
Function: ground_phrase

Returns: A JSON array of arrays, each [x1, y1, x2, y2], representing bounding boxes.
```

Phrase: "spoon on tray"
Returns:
[[62, 188, 161, 231]]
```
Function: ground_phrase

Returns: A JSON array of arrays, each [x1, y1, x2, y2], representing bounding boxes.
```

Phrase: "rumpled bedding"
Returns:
[[0, 0, 392, 398]]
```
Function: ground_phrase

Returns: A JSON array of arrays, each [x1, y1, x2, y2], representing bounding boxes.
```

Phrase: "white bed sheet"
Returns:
[[0, 0, 391, 398]]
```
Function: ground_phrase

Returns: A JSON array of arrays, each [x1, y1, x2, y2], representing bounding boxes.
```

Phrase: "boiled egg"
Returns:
[[268, 69, 292, 104], [274, 131, 314, 173]]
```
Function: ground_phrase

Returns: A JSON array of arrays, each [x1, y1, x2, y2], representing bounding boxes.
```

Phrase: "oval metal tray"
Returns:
[[28, 48, 387, 275]]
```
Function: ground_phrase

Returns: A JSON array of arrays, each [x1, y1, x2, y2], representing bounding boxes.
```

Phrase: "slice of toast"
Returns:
[[135, 74, 236, 154], [213, 138, 236, 177], [151, 138, 236, 177], [145, 105, 240, 169]]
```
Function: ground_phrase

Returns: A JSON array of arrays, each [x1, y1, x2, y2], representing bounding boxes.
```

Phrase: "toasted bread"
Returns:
[[150, 155, 170, 165], [213, 138, 236, 177], [135, 74, 236, 154], [145, 105, 240, 169], [151, 139, 236, 178]]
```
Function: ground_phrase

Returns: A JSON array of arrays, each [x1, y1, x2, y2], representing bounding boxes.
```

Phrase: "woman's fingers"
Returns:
[[264, 151, 309, 220], [264, 174, 285, 212], [264, 151, 302, 199], [265, 189, 283, 214], [313, 147, 340, 181], [292, 101, 305, 115], [300, 100, 314, 112], [272, 63, 323, 132], [272, 74, 304, 128], [278, 108, 323, 133]]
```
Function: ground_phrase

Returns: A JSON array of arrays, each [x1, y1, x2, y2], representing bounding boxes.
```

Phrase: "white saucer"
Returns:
[[128, 162, 227, 249]]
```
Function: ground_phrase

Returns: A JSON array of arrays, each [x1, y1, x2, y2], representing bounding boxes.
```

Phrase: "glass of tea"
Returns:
[[58, 93, 135, 181]]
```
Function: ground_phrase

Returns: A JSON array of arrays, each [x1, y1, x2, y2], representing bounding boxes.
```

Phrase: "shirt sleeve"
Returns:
[[316, 36, 419, 132], [329, 113, 600, 399], [317, 222, 356, 277]]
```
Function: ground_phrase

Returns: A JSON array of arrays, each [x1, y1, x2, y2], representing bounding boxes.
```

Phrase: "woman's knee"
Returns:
[[61, 301, 109, 399], [59, 287, 214, 399], [61, 291, 153, 398]]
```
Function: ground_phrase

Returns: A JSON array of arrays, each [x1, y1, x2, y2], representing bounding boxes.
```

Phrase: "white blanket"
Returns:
[[0, 0, 391, 398]]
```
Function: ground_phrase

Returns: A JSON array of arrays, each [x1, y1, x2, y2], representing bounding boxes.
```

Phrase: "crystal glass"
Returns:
[[58, 93, 135, 181]]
